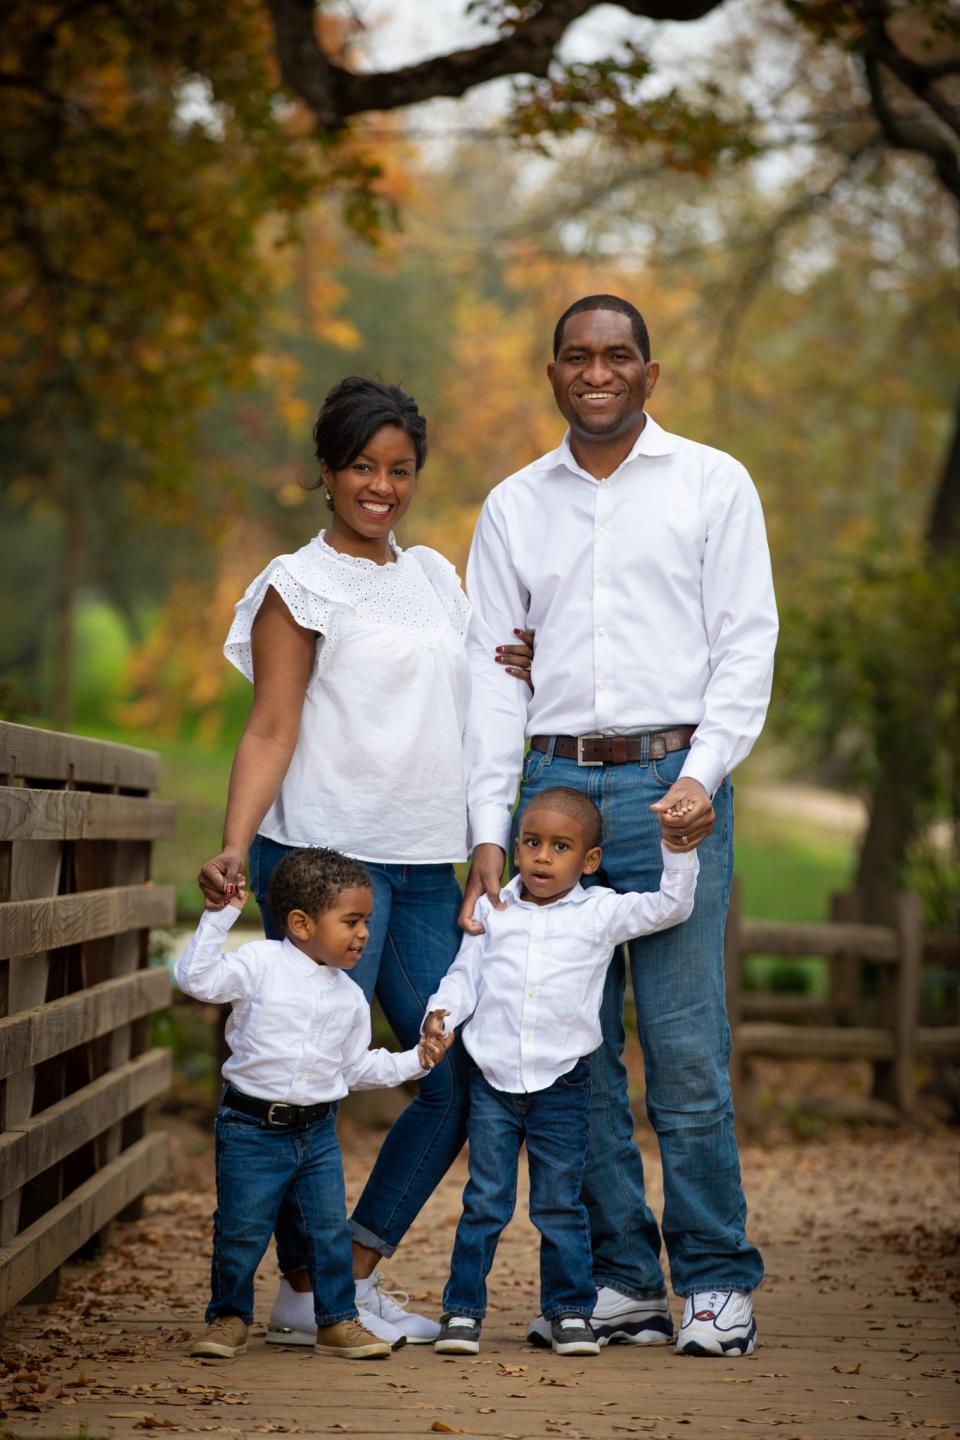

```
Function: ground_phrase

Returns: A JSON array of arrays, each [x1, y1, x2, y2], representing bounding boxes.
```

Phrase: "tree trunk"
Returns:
[[854, 387, 960, 921], [51, 490, 83, 733]]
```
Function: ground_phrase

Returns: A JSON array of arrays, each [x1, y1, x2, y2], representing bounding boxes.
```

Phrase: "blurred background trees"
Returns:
[[1, 0, 957, 925]]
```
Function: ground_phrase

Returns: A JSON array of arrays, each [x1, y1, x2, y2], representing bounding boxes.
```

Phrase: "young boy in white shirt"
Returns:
[[425, 787, 698, 1357], [176, 847, 450, 1362]]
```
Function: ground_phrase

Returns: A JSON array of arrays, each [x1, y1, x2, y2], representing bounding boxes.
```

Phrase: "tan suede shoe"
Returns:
[[315, 1318, 391, 1359], [191, 1315, 249, 1358]]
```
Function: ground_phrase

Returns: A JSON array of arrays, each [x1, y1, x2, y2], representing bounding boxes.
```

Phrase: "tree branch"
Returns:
[[265, 0, 724, 128]]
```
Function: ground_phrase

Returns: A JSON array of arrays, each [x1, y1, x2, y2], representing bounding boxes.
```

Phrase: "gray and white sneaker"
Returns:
[[527, 1287, 674, 1349], [675, 1290, 756, 1356], [551, 1314, 599, 1356], [266, 1277, 405, 1350], [434, 1315, 482, 1354]]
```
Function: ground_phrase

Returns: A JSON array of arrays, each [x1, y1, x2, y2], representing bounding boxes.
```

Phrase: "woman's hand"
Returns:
[[198, 846, 248, 910], [495, 628, 535, 689]]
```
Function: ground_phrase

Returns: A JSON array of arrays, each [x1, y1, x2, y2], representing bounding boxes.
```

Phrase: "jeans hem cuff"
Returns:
[[349, 1218, 397, 1259], [316, 1307, 360, 1326], [593, 1278, 668, 1303], [441, 1305, 485, 1321], [543, 1306, 594, 1321], [673, 1282, 757, 1298], [205, 1308, 253, 1325]]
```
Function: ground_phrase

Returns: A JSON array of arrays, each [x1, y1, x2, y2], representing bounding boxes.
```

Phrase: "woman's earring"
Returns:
[[323, 487, 332, 503]]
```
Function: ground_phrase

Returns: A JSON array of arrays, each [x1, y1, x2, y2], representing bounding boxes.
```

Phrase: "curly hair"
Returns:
[[308, 377, 428, 503], [518, 787, 603, 850], [266, 847, 372, 931]]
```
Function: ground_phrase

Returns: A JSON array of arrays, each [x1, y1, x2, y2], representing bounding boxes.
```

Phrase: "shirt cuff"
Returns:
[[468, 805, 512, 853], [678, 739, 726, 798], [197, 905, 244, 934], [660, 842, 700, 872], [399, 1047, 430, 1083]]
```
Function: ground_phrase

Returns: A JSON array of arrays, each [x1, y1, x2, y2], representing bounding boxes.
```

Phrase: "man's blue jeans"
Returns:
[[208, 1102, 356, 1326], [443, 1060, 596, 1321], [249, 835, 469, 1265], [513, 745, 764, 1300]]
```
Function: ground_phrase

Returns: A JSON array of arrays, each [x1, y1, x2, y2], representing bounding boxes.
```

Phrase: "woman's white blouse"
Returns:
[[225, 531, 471, 864]]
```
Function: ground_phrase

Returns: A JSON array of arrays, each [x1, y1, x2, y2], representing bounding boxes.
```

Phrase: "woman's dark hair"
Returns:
[[309, 377, 428, 495], [266, 846, 371, 931]]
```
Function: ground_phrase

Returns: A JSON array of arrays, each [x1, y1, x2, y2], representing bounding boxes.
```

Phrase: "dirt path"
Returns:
[[2, 1121, 957, 1440]]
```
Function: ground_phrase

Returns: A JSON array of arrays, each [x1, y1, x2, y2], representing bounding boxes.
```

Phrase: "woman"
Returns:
[[198, 376, 530, 1347]]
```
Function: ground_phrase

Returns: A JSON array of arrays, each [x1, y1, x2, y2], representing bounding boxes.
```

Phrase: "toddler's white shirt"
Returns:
[[424, 844, 699, 1095], [224, 531, 471, 864], [176, 907, 426, 1104]]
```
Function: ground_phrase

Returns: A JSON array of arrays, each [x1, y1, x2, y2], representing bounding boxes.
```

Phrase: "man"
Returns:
[[459, 294, 778, 1357]]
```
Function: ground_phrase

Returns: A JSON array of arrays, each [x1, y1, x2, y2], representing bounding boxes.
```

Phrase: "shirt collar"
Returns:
[[501, 873, 592, 908], [553, 411, 678, 483], [281, 936, 337, 980]]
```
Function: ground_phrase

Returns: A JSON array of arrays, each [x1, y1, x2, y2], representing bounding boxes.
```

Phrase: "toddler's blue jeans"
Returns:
[[513, 744, 764, 1300], [208, 1101, 356, 1326], [442, 1059, 596, 1322]]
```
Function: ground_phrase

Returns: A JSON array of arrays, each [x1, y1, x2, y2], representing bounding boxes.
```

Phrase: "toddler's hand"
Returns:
[[417, 1035, 447, 1069], [227, 877, 248, 911]]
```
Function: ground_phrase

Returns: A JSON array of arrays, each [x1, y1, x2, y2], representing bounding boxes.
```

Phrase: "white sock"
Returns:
[[355, 1273, 378, 1302], [272, 1277, 315, 1327]]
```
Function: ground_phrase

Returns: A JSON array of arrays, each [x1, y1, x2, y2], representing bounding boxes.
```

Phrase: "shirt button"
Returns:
[[598, 627, 606, 637], [599, 526, 607, 537], [528, 988, 535, 997], [597, 576, 606, 588], [599, 680, 608, 690]]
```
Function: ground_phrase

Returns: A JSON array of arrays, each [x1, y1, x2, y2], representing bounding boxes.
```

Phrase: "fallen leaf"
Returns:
[[430, 1425, 470, 1436], [497, 1363, 527, 1377], [832, 1363, 862, 1375]]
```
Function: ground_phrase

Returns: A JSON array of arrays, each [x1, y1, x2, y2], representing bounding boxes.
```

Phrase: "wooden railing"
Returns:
[[0, 722, 176, 1316], [725, 879, 960, 1118]]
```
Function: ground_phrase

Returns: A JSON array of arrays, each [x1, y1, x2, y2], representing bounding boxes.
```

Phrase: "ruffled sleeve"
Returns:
[[224, 551, 333, 682], [408, 546, 471, 641]]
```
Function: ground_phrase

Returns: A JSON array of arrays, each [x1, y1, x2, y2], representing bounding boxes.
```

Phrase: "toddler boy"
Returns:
[[176, 846, 450, 1362], [425, 787, 698, 1356]]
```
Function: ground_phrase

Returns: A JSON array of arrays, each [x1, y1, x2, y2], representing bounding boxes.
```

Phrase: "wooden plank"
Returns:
[[922, 932, 960, 964], [894, 892, 922, 1115], [740, 918, 898, 963], [917, 1025, 960, 1059], [736, 1021, 896, 1060], [0, 883, 175, 961], [740, 994, 834, 1022], [0, 788, 175, 843], [0, 722, 161, 792], [0, 1133, 167, 1315], [0, 968, 171, 1079], [0, 1050, 170, 1200]]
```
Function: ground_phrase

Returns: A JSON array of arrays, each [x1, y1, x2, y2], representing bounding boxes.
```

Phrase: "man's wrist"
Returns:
[[678, 742, 724, 799]]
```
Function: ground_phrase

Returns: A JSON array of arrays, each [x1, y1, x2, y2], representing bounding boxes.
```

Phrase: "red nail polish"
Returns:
[[496, 646, 503, 653], [514, 629, 522, 636]]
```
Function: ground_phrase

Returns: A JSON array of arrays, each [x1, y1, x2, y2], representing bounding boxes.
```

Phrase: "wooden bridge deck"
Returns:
[[1, 1120, 957, 1440]]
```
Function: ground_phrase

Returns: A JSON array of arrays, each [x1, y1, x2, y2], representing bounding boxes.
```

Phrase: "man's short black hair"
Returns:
[[266, 846, 371, 933], [519, 786, 603, 850], [552, 294, 650, 363]]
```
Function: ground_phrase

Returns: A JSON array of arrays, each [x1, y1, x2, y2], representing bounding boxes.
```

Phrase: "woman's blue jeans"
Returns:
[[512, 746, 764, 1300], [249, 835, 469, 1266], [208, 1104, 356, 1326], [443, 1059, 595, 1322]]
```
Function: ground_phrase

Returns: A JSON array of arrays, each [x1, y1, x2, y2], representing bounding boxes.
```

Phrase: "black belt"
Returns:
[[530, 727, 696, 767], [222, 1085, 333, 1128]]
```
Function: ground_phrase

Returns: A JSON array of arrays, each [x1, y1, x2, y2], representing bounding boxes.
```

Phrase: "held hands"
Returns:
[[198, 846, 248, 911], [495, 628, 535, 690], [418, 1010, 453, 1069], [650, 778, 715, 853]]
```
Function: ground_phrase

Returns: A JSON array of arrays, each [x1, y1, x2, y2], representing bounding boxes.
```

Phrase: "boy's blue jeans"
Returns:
[[443, 1060, 596, 1322], [208, 1101, 356, 1326], [513, 744, 764, 1300], [249, 836, 469, 1266]]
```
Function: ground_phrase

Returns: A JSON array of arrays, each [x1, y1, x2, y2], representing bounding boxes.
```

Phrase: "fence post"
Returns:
[[893, 892, 922, 1117], [829, 890, 861, 1025]]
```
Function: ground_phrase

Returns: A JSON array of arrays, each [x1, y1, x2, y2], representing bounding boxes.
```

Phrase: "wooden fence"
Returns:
[[725, 879, 960, 1118], [0, 722, 176, 1317]]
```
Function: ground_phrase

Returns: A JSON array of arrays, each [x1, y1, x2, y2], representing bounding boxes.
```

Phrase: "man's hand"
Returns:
[[458, 843, 506, 934], [198, 846, 247, 910], [650, 778, 715, 852], [423, 1008, 450, 1040]]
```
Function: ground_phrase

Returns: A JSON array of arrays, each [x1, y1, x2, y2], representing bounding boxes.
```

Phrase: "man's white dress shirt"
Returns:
[[176, 907, 426, 1104], [465, 415, 778, 850], [424, 845, 698, 1094]]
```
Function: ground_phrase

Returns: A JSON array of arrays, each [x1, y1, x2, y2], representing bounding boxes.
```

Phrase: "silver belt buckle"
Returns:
[[576, 732, 604, 767], [266, 1102, 294, 1126]]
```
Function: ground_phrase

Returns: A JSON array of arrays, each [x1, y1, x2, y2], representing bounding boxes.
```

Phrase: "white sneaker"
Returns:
[[526, 1287, 674, 1349], [266, 1277, 405, 1349], [675, 1290, 756, 1356], [356, 1271, 440, 1345]]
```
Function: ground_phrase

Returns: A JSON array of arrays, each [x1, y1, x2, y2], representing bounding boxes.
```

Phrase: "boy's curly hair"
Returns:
[[266, 847, 372, 931]]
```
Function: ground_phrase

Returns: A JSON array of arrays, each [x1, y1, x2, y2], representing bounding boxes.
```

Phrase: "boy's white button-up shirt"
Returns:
[[425, 845, 698, 1095], [464, 415, 779, 850], [175, 907, 426, 1104]]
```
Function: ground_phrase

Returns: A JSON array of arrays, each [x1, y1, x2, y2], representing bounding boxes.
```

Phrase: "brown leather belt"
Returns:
[[530, 727, 696, 767]]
